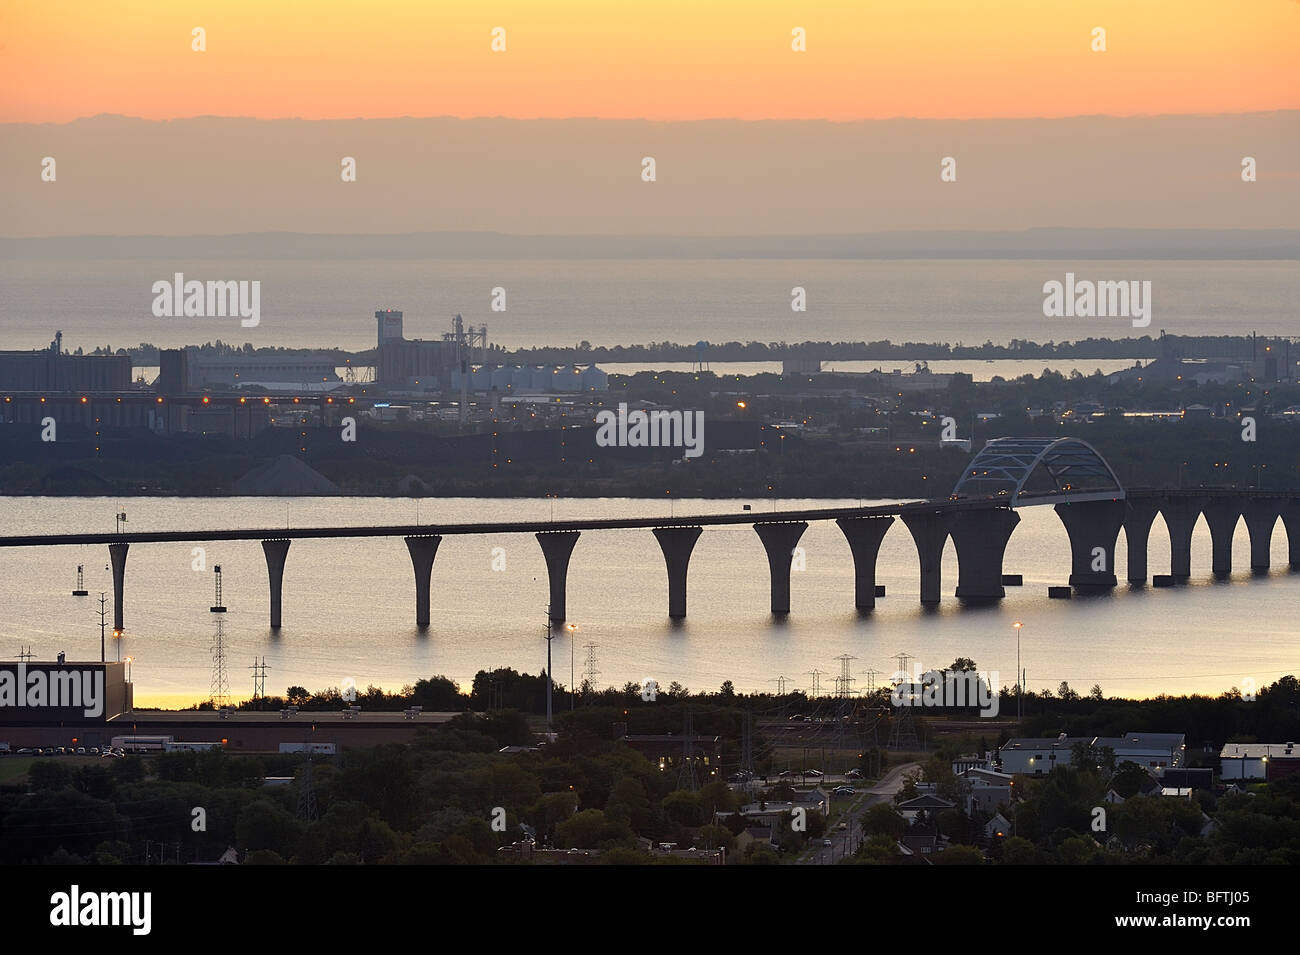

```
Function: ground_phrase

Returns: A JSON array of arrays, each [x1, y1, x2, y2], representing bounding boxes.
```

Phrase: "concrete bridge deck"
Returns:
[[2, 435, 1295, 630]]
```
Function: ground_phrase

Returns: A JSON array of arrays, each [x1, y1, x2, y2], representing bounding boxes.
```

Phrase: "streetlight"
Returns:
[[543, 609, 557, 737], [1012, 621, 1023, 719], [567, 623, 578, 711]]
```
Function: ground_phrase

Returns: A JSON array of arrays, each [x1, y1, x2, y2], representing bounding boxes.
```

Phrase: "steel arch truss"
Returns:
[[951, 437, 1125, 506]]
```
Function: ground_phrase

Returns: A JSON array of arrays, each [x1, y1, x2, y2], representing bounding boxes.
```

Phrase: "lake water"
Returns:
[[1, 258, 1293, 352], [3, 496, 1295, 708]]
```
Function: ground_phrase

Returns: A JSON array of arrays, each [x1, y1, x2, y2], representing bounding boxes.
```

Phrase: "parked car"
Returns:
[[75, 747, 87, 755], [88, 747, 99, 755], [805, 769, 824, 777], [845, 769, 863, 779], [833, 786, 857, 796], [16, 748, 33, 755], [55, 747, 67, 755], [822, 839, 833, 847]]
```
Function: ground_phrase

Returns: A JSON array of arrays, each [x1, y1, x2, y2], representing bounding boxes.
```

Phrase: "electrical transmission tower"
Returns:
[[249, 657, 269, 704], [769, 675, 789, 696], [740, 709, 757, 800], [582, 643, 600, 702], [208, 566, 230, 708], [677, 707, 699, 792], [806, 668, 826, 698], [17, 646, 33, 662], [887, 651, 921, 752], [834, 654, 857, 698]]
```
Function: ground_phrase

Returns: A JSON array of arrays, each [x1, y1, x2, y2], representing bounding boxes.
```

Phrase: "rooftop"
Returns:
[[1220, 742, 1298, 759]]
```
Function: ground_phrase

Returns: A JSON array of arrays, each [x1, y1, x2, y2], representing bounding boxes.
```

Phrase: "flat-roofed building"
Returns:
[[1220, 742, 1300, 781]]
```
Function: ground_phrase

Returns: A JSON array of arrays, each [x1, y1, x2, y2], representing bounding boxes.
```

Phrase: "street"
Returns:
[[798, 761, 920, 865]]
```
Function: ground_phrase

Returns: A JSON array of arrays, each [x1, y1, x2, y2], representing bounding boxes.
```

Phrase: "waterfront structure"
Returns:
[[1, 439, 1298, 631]]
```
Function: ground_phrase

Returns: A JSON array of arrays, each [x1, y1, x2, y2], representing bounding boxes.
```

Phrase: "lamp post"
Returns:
[[1013, 621, 1023, 720], [544, 610, 554, 736], [567, 623, 578, 711]]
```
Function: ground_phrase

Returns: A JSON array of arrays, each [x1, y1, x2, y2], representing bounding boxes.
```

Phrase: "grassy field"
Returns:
[[0, 755, 103, 782]]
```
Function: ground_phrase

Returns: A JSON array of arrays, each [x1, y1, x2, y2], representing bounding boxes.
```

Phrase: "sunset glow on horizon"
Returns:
[[3, 0, 1298, 124]]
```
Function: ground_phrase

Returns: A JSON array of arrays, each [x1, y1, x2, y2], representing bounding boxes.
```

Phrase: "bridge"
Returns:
[[1, 438, 1296, 631]]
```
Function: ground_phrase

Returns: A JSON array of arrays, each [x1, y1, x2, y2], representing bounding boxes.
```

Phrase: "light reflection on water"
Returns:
[[1, 496, 1295, 708]]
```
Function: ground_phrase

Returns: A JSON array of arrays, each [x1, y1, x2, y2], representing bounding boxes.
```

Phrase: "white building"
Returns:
[[1219, 741, 1299, 781], [1096, 733, 1186, 771], [997, 735, 1089, 775]]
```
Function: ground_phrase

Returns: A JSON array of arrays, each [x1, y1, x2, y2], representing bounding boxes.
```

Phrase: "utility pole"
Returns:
[[96, 593, 109, 662], [1013, 622, 1023, 720], [566, 623, 578, 711]]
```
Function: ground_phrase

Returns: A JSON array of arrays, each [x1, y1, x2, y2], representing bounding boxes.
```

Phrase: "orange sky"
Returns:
[[2, 0, 1298, 123]]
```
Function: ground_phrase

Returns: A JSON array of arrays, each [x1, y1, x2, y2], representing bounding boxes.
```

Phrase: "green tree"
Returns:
[[933, 844, 984, 865], [861, 804, 905, 841], [1111, 761, 1149, 799], [1001, 836, 1039, 865], [28, 760, 72, 791], [235, 799, 303, 857]]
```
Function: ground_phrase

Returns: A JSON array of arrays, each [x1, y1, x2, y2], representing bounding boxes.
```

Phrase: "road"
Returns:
[[798, 761, 921, 865]]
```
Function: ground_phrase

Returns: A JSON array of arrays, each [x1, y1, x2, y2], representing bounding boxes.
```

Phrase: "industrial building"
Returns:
[[186, 354, 342, 390], [1219, 742, 1300, 781], [454, 363, 608, 394], [0, 332, 132, 392], [375, 309, 469, 389], [0, 660, 131, 725]]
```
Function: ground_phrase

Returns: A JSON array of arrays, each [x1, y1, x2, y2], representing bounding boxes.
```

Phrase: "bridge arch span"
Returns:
[[952, 437, 1124, 506]]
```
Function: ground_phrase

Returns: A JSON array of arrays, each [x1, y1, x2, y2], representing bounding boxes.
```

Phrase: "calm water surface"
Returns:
[[1, 497, 1295, 708]]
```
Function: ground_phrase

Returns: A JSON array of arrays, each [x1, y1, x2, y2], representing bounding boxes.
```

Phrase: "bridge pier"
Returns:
[[537, 531, 580, 622], [1160, 497, 1207, 581], [753, 522, 808, 614], [951, 509, 1020, 602], [1203, 501, 1242, 578], [1122, 500, 1161, 583], [652, 526, 702, 618], [108, 542, 128, 631], [1242, 501, 1280, 572], [1280, 501, 1300, 570], [261, 539, 291, 629], [1054, 500, 1125, 591], [835, 516, 894, 610], [404, 535, 442, 627], [901, 510, 957, 606]]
